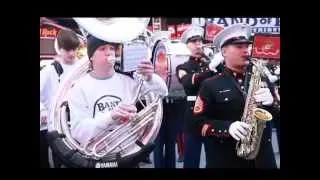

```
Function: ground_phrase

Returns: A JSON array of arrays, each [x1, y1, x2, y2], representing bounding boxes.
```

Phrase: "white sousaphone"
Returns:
[[47, 18, 163, 168]]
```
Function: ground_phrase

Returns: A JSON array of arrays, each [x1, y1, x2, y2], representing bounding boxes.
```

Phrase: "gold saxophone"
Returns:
[[236, 58, 273, 160]]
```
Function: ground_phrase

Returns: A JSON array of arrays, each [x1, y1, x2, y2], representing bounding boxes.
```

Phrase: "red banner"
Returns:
[[251, 34, 280, 60], [176, 24, 191, 39], [205, 23, 224, 42]]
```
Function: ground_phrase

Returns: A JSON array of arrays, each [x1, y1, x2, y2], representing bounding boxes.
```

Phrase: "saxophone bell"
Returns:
[[253, 108, 272, 121]]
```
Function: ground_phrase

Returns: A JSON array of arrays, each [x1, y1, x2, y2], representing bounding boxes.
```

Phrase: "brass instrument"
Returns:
[[236, 58, 273, 160], [46, 18, 164, 168]]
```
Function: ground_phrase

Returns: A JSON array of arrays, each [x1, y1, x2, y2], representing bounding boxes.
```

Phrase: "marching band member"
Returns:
[[40, 29, 81, 168], [192, 24, 278, 168], [176, 26, 224, 168], [68, 34, 168, 167], [151, 31, 186, 168]]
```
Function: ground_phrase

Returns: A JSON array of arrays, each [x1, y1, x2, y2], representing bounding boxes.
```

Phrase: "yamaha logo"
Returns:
[[95, 162, 118, 168]]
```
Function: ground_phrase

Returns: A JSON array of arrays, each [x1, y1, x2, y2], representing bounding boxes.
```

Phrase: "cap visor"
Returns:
[[232, 39, 252, 44]]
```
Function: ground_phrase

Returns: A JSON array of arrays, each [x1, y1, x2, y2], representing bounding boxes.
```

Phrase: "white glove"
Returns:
[[267, 74, 278, 83], [263, 67, 278, 83], [208, 52, 224, 72], [254, 88, 274, 106], [228, 121, 250, 141]]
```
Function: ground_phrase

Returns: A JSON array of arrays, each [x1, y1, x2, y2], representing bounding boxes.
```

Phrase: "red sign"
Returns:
[[176, 24, 191, 39], [205, 23, 224, 41], [40, 24, 60, 38], [251, 34, 280, 60]]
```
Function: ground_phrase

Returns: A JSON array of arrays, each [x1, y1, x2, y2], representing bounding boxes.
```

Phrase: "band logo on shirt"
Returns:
[[93, 95, 121, 117]]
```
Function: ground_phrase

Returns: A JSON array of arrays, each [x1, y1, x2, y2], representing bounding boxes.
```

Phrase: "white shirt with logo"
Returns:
[[68, 72, 168, 147]]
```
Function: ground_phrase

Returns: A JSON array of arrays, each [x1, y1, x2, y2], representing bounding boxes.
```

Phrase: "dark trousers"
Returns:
[[153, 100, 185, 168], [255, 127, 277, 168], [183, 101, 204, 168], [176, 132, 184, 158], [204, 126, 277, 168], [274, 120, 280, 153], [277, 128, 280, 152], [183, 132, 203, 168], [40, 130, 50, 168]]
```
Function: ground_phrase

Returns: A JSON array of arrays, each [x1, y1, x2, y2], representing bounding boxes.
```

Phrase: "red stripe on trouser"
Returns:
[[176, 133, 185, 157]]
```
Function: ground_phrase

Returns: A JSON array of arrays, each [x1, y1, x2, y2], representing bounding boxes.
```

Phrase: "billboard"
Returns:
[[205, 18, 280, 34]]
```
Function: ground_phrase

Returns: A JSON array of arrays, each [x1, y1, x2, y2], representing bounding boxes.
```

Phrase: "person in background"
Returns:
[[176, 26, 224, 168], [40, 29, 81, 168]]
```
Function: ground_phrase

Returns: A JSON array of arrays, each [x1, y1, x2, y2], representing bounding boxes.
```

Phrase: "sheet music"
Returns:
[[121, 43, 149, 72]]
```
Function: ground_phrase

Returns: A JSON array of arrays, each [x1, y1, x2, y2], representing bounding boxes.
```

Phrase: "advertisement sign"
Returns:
[[40, 24, 62, 58], [40, 24, 61, 39], [251, 33, 280, 60], [204, 23, 224, 41], [176, 24, 191, 39], [207, 18, 280, 33]]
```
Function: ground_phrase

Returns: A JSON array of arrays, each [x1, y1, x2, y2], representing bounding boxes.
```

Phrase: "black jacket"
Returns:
[[176, 57, 223, 134], [192, 67, 278, 168]]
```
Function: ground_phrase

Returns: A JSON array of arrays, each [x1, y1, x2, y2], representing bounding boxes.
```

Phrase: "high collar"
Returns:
[[189, 56, 203, 64], [224, 67, 245, 79]]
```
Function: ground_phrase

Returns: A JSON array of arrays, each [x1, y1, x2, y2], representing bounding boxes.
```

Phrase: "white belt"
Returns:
[[187, 96, 196, 102]]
